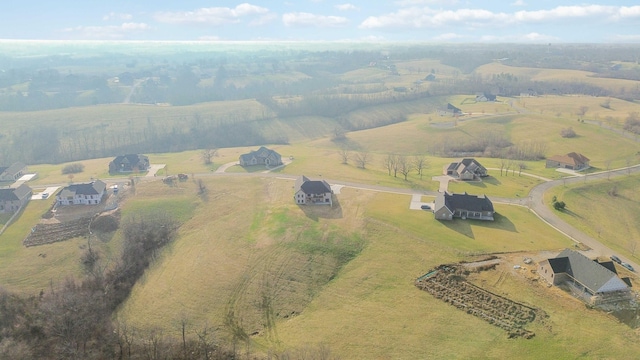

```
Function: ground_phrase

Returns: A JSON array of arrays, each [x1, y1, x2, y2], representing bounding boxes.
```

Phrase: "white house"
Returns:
[[56, 180, 106, 206]]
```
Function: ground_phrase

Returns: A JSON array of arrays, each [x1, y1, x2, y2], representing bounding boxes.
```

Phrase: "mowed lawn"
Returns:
[[277, 192, 640, 359], [547, 174, 640, 263]]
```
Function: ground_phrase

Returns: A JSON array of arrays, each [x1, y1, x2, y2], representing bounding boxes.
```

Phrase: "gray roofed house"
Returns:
[[538, 249, 632, 306], [109, 154, 150, 174], [545, 152, 590, 171], [239, 146, 282, 167], [438, 103, 462, 117], [0, 183, 32, 213], [56, 180, 106, 206], [0, 162, 28, 182], [294, 175, 333, 206], [443, 158, 488, 180], [434, 192, 494, 221]]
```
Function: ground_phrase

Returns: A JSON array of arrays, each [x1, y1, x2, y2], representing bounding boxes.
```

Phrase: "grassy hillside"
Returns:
[[547, 174, 640, 263]]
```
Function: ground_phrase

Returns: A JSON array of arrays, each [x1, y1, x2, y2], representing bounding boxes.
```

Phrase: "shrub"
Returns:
[[560, 127, 576, 138], [61, 163, 85, 174]]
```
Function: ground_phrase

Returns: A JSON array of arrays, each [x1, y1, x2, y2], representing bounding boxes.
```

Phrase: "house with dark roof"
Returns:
[[475, 92, 497, 102], [0, 183, 32, 213], [434, 192, 494, 221], [443, 158, 488, 180], [294, 175, 332, 206], [0, 162, 28, 182], [56, 180, 106, 206], [109, 154, 150, 174], [545, 152, 590, 171], [239, 146, 282, 167], [438, 103, 463, 117], [538, 249, 633, 306]]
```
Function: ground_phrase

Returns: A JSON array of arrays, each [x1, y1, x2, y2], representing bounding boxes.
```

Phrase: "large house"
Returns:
[[0, 162, 28, 182], [294, 175, 333, 206], [56, 180, 106, 206], [475, 92, 497, 102], [443, 158, 488, 180], [0, 183, 32, 213], [438, 103, 463, 117], [545, 152, 590, 171], [239, 146, 282, 167], [538, 249, 633, 306], [434, 192, 494, 221], [109, 154, 150, 174]]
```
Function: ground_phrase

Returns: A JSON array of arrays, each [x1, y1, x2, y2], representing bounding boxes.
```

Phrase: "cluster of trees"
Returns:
[[623, 112, 640, 134]]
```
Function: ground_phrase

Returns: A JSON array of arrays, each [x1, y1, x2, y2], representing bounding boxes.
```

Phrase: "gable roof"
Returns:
[[551, 249, 628, 294], [0, 183, 31, 201], [446, 103, 462, 113], [0, 162, 26, 177], [439, 192, 494, 213], [112, 154, 148, 165], [295, 175, 331, 194], [239, 147, 281, 162], [59, 180, 106, 198], [547, 152, 590, 166], [0, 166, 8, 174]]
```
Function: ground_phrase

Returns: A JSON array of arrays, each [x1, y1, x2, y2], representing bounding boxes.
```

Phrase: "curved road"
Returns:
[[202, 161, 640, 273]]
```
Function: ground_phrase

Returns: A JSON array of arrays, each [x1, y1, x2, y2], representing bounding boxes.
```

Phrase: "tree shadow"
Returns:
[[561, 208, 583, 219], [297, 196, 343, 222]]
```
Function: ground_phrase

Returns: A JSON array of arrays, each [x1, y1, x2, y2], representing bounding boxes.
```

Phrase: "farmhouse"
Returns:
[[0, 162, 28, 182], [545, 152, 590, 171], [56, 180, 106, 206], [0, 183, 32, 213], [239, 146, 283, 167], [109, 154, 150, 174], [434, 192, 494, 221], [294, 175, 332, 206], [538, 249, 633, 306], [443, 158, 488, 180], [438, 103, 462, 117]]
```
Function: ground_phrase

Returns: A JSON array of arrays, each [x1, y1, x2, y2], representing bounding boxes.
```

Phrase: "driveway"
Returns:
[[432, 175, 452, 192], [145, 164, 166, 177]]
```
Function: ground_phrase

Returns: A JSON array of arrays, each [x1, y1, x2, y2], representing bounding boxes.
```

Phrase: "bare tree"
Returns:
[[201, 148, 218, 165], [338, 147, 350, 164], [630, 240, 638, 257], [499, 158, 507, 176], [398, 155, 413, 180], [517, 162, 527, 176], [605, 159, 612, 180], [413, 155, 428, 179], [195, 322, 216, 360], [353, 151, 372, 169], [382, 154, 396, 176], [577, 106, 589, 118]]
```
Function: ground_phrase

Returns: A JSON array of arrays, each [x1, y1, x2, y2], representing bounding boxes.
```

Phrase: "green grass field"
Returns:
[[547, 174, 640, 263]]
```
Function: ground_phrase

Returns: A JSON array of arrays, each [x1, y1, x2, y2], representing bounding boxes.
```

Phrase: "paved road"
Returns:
[[529, 165, 640, 272]]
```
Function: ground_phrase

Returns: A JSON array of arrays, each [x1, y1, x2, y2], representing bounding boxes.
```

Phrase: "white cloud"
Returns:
[[511, 0, 526, 6], [395, 0, 458, 5], [103, 12, 133, 21], [433, 32, 465, 41], [282, 12, 349, 27], [360, 5, 640, 30], [336, 3, 359, 11], [61, 23, 150, 39], [249, 13, 278, 26], [154, 3, 270, 25], [609, 34, 640, 43]]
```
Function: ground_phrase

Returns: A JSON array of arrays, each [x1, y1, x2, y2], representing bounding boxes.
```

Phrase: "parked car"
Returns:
[[421, 204, 431, 210], [610, 255, 622, 264], [621, 262, 635, 272], [41, 193, 49, 199]]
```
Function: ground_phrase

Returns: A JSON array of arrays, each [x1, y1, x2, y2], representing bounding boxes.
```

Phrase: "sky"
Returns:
[[1, 1, 639, 43]]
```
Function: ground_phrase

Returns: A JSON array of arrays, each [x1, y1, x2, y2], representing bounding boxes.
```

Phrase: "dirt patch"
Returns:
[[416, 264, 544, 339]]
